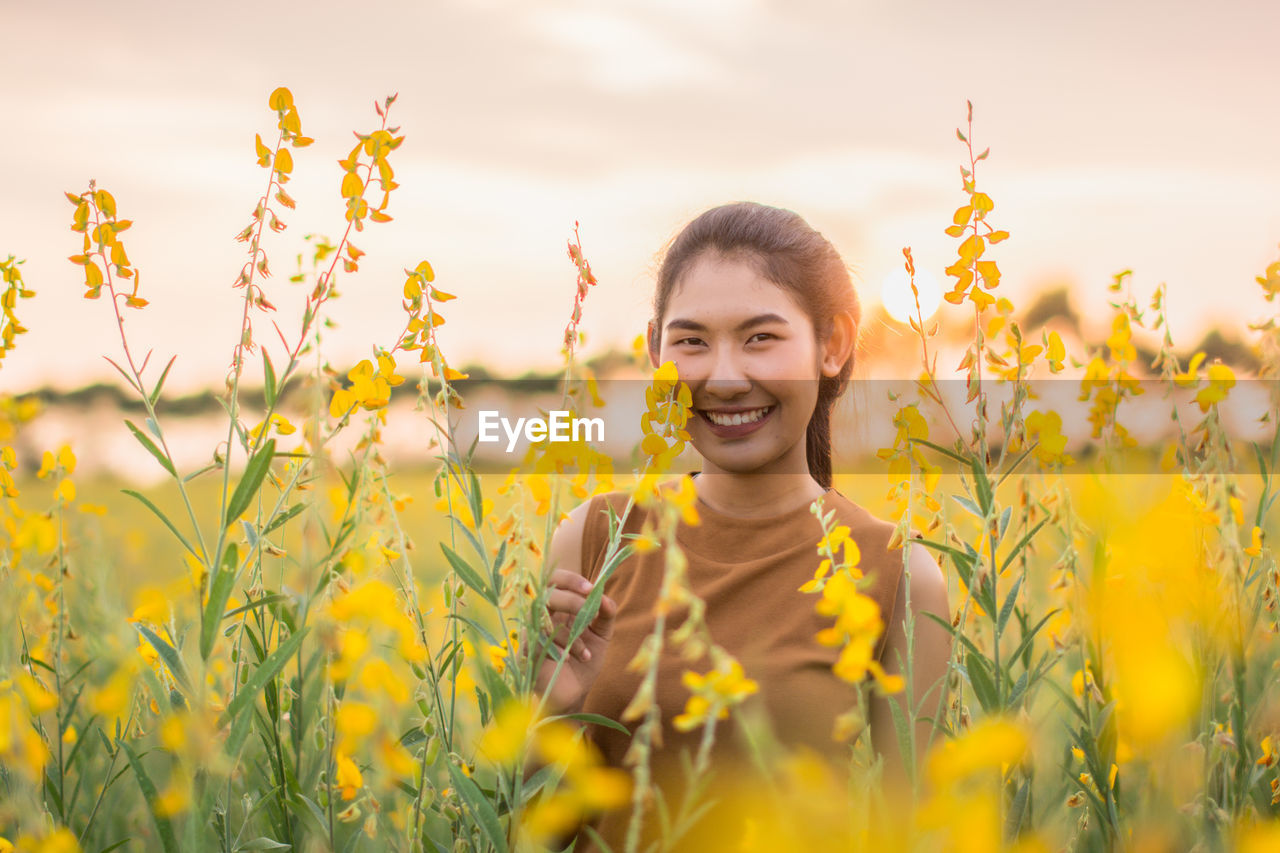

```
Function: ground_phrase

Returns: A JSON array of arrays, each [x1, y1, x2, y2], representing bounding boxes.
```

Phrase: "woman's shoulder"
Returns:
[[557, 490, 649, 583], [822, 489, 900, 551]]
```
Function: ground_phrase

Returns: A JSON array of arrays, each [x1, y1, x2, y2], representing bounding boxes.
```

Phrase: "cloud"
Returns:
[[529, 7, 729, 94]]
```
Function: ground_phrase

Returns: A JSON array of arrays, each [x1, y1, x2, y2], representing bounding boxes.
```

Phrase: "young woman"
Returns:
[[536, 202, 951, 849]]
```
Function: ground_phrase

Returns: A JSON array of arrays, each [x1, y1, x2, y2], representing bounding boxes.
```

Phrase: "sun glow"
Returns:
[[880, 267, 941, 324]]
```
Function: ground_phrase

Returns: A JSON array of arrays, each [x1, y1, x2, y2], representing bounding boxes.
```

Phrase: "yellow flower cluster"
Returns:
[[476, 699, 631, 844], [0, 673, 56, 784], [326, 579, 426, 682], [400, 260, 467, 383], [1024, 409, 1072, 468], [1078, 286, 1145, 447], [673, 656, 759, 732], [0, 256, 33, 368], [803, 500, 903, 694], [0, 445, 17, 499], [942, 104, 1009, 311], [814, 572, 902, 693], [255, 86, 313, 193], [338, 99, 402, 231], [639, 361, 691, 468], [37, 444, 77, 506], [329, 353, 404, 420], [1174, 351, 1237, 412], [877, 403, 942, 504], [67, 186, 145, 307], [981, 296, 1067, 382], [0, 828, 80, 853]]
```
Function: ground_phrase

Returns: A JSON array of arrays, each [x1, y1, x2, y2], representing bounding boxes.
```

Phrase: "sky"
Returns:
[[2, 0, 1279, 393]]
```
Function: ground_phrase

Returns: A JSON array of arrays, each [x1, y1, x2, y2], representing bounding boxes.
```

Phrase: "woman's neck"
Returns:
[[692, 469, 828, 519]]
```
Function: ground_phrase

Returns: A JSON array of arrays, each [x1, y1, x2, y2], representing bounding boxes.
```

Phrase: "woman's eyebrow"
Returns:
[[665, 313, 790, 334]]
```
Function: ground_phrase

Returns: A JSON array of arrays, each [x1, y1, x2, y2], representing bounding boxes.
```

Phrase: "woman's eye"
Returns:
[[675, 336, 706, 347], [747, 332, 775, 344]]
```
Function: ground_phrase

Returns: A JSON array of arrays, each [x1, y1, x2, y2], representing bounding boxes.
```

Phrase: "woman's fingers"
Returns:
[[543, 574, 617, 660], [548, 569, 593, 594]]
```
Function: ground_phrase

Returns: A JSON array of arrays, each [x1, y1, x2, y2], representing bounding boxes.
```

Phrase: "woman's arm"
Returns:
[[535, 500, 617, 715], [868, 540, 950, 796]]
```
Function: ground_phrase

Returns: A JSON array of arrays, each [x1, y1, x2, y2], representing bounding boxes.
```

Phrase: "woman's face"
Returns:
[[654, 251, 850, 480]]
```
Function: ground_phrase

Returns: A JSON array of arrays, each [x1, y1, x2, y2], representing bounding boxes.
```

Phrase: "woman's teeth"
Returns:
[[703, 406, 771, 427]]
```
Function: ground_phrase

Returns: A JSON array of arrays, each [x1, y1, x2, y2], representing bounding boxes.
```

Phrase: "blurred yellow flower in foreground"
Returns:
[[673, 657, 759, 732]]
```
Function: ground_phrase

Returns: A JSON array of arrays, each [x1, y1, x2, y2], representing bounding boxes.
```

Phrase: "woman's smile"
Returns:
[[697, 404, 776, 437]]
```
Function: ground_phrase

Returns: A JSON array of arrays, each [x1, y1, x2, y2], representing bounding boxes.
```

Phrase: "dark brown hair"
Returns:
[[649, 202, 860, 488]]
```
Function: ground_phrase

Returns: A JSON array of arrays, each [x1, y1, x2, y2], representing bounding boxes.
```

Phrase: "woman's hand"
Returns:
[[536, 569, 617, 714]]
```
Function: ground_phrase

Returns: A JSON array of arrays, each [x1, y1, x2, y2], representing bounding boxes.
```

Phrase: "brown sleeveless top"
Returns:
[[574, 488, 904, 851]]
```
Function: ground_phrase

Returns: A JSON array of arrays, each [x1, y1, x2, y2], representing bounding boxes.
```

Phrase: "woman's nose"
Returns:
[[702, 348, 751, 399]]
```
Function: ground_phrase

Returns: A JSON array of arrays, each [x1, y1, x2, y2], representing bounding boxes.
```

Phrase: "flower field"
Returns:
[[2, 90, 1280, 852]]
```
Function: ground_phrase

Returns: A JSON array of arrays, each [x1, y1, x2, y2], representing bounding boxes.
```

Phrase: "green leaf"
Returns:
[[467, 468, 485, 529], [222, 594, 287, 622], [1006, 668, 1031, 708], [971, 457, 994, 516], [998, 518, 1049, 575], [554, 713, 632, 736], [915, 538, 975, 588], [218, 626, 309, 729], [264, 502, 307, 535], [224, 698, 255, 762], [446, 761, 509, 853], [125, 419, 176, 477], [1005, 777, 1030, 839], [449, 613, 499, 647], [965, 650, 999, 714], [887, 696, 915, 787], [440, 543, 494, 604], [912, 437, 969, 466], [263, 352, 278, 407], [123, 489, 200, 559], [201, 542, 241, 660], [490, 537, 508, 593], [996, 506, 1012, 540], [951, 494, 984, 520], [119, 740, 180, 853], [285, 793, 328, 838], [149, 356, 177, 407], [225, 438, 276, 529], [237, 838, 291, 851], [135, 624, 192, 694], [1007, 609, 1059, 668], [996, 572, 1024, 639]]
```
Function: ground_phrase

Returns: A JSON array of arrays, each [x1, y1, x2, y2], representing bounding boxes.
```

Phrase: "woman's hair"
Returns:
[[650, 202, 861, 488]]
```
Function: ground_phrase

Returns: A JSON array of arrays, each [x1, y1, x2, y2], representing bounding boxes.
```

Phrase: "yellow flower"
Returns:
[[477, 698, 538, 765], [639, 361, 691, 468], [336, 701, 379, 749], [1245, 526, 1263, 557], [335, 750, 364, 800], [129, 585, 170, 625], [1045, 329, 1066, 373], [926, 717, 1029, 785], [669, 474, 700, 526], [329, 358, 393, 418], [357, 658, 410, 704], [673, 657, 759, 732], [1025, 409, 1072, 468], [1195, 362, 1235, 412], [1258, 735, 1276, 768]]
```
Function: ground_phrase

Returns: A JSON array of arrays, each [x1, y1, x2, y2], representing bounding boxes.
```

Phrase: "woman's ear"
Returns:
[[820, 311, 856, 378], [647, 320, 661, 368]]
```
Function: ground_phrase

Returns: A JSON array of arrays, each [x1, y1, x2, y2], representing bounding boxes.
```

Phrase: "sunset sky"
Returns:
[[2, 0, 1278, 393]]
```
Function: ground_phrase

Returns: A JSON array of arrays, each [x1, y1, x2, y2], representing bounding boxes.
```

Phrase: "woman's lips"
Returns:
[[696, 405, 775, 438]]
